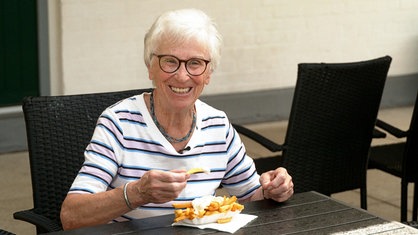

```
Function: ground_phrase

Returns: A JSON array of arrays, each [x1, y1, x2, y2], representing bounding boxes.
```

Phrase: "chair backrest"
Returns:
[[22, 88, 152, 229], [282, 56, 392, 195], [0, 229, 15, 235], [404, 90, 418, 181]]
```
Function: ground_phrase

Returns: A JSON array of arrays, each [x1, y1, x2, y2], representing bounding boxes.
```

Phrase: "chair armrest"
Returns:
[[13, 209, 62, 232], [372, 128, 387, 138], [375, 119, 408, 138], [232, 123, 284, 152]]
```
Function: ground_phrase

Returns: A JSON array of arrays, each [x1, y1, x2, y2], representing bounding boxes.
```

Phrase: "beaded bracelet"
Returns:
[[123, 182, 135, 210]]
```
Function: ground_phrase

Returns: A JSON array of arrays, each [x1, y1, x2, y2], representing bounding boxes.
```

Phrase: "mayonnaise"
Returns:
[[192, 195, 224, 215]]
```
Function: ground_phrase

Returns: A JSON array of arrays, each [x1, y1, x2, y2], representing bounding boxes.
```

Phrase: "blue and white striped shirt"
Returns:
[[69, 92, 261, 221]]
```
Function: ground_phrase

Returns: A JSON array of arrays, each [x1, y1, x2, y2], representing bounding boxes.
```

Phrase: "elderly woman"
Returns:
[[60, 8, 293, 230]]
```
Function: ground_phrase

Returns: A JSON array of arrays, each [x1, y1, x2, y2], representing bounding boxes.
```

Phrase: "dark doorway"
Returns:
[[0, 0, 39, 106]]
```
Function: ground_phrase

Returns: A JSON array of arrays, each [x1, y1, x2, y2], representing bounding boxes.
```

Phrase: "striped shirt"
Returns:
[[68, 92, 261, 221]]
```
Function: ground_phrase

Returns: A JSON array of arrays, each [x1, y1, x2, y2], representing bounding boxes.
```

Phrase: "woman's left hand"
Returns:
[[259, 167, 294, 202]]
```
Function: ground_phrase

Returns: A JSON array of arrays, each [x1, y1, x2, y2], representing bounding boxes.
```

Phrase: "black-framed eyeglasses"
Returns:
[[152, 54, 210, 76]]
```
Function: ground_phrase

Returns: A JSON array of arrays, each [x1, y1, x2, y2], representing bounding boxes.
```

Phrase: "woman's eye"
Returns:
[[164, 58, 178, 65], [189, 59, 203, 66]]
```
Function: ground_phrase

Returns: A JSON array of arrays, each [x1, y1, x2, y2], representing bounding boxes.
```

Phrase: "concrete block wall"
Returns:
[[50, 0, 418, 96]]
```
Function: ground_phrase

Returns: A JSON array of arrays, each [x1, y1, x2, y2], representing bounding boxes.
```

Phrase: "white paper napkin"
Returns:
[[172, 213, 258, 233]]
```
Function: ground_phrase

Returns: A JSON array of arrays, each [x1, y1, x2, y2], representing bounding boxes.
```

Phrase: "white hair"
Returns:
[[144, 9, 222, 72]]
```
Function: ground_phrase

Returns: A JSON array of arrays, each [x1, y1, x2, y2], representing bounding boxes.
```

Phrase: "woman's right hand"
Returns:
[[128, 169, 190, 206]]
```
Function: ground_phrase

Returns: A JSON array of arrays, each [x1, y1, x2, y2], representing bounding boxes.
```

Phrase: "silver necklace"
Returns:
[[150, 92, 196, 143]]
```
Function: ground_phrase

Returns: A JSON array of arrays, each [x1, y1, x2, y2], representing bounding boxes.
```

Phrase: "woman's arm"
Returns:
[[61, 170, 189, 230], [61, 185, 133, 230]]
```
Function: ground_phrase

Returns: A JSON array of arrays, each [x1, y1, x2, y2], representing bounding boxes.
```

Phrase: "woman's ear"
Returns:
[[204, 73, 211, 85], [147, 65, 153, 81]]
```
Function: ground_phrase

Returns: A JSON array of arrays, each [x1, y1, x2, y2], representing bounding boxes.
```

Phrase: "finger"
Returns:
[[166, 171, 190, 182], [150, 190, 178, 203], [150, 170, 188, 183], [140, 172, 186, 194], [259, 170, 275, 187], [141, 181, 187, 203], [272, 186, 294, 202], [260, 170, 284, 190], [269, 170, 287, 188], [265, 178, 294, 202], [171, 169, 187, 173], [263, 168, 292, 193], [266, 182, 287, 195], [163, 181, 188, 193], [170, 169, 192, 181]]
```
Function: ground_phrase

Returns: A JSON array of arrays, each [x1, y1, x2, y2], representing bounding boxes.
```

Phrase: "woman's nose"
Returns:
[[175, 62, 191, 81]]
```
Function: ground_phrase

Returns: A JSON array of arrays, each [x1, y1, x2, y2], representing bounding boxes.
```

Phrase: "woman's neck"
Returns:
[[148, 92, 196, 145]]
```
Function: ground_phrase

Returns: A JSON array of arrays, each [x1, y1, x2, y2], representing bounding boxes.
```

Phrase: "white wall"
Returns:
[[50, 0, 418, 96]]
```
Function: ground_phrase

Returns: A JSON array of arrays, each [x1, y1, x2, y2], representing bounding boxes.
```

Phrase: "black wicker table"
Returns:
[[45, 191, 416, 234]]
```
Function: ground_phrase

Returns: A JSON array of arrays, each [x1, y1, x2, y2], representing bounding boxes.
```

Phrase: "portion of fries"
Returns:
[[172, 195, 244, 224]]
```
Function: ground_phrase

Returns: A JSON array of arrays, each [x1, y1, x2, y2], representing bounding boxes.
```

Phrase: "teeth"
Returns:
[[171, 87, 190, 93]]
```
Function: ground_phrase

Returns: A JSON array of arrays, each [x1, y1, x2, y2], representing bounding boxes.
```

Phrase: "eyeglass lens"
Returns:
[[158, 55, 208, 76]]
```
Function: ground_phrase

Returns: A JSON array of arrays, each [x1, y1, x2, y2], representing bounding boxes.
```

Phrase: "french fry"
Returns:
[[217, 217, 232, 224], [224, 195, 237, 205], [174, 209, 183, 216], [174, 215, 187, 222], [204, 210, 219, 216], [232, 203, 244, 211], [207, 201, 220, 211], [187, 167, 210, 174], [172, 196, 244, 224], [219, 204, 231, 212], [198, 210, 206, 218], [172, 202, 192, 209]]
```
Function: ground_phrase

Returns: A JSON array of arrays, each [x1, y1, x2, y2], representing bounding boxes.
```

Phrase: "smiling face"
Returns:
[[148, 39, 212, 112]]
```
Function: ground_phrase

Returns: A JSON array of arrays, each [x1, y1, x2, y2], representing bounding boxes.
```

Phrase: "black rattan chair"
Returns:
[[0, 229, 15, 235], [369, 90, 418, 222], [13, 88, 152, 234], [233, 56, 392, 210]]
